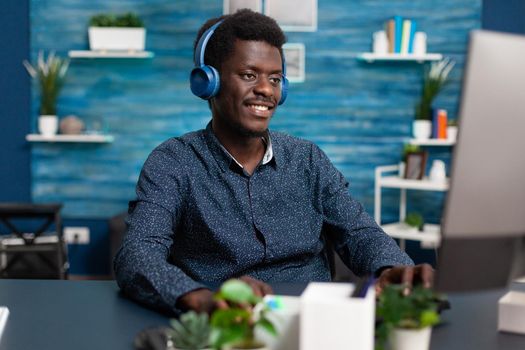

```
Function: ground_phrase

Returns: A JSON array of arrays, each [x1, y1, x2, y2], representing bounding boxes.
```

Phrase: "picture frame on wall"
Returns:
[[223, 0, 262, 15], [404, 151, 428, 180], [265, 0, 318, 32], [283, 43, 305, 83]]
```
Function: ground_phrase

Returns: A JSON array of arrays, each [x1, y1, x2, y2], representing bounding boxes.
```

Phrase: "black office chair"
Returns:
[[0, 202, 68, 279]]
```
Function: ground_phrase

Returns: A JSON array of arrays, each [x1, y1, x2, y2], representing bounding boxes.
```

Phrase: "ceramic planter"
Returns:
[[225, 343, 268, 350], [88, 27, 145, 51], [412, 120, 432, 140], [388, 327, 432, 350], [38, 115, 58, 136], [447, 126, 458, 142]]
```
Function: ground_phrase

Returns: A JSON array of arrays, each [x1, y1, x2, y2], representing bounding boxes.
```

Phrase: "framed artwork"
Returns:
[[404, 152, 428, 180], [265, 0, 318, 32], [223, 0, 262, 15], [283, 43, 305, 83]]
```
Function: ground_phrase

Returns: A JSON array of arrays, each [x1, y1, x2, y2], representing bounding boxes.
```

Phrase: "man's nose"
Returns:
[[253, 77, 274, 97]]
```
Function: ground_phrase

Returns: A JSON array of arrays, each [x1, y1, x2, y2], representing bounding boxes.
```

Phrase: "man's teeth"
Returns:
[[249, 104, 269, 111]]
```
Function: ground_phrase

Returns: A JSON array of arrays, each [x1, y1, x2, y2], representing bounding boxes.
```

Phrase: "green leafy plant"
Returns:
[[89, 12, 144, 27], [415, 58, 455, 120], [404, 212, 424, 231], [375, 285, 444, 350], [23, 51, 69, 115], [169, 311, 211, 350], [210, 279, 277, 349]]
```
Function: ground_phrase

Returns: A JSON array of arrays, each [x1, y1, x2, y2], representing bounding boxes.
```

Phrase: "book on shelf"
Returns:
[[432, 109, 448, 139], [386, 19, 395, 53], [393, 15, 403, 53]]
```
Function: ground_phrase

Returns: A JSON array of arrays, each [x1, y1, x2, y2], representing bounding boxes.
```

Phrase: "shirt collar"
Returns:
[[204, 122, 276, 173]]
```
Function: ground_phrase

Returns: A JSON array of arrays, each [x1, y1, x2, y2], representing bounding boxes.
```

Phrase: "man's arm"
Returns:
[[114, 147, 206, 315], [312, 143, 434, 290]]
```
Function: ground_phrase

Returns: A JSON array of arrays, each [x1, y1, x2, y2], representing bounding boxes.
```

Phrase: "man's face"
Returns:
[[211, 40, 283, 138]]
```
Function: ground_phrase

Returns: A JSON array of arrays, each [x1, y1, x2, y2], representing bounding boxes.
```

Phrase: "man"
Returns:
[[114, 9, 433, 315]]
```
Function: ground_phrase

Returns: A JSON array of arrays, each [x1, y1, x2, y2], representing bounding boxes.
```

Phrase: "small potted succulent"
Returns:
[[210, 279, 277, 350], [376, 284, 444, 350], [23, 51, 69, 136], [168, 311, 211, 350], [88, 12, 146, 52], [413, 58, 455, 140], [404, 212, 424, 232]]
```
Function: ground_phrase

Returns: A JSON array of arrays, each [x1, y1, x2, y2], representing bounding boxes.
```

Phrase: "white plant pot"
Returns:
[[447, 126, 458, 142], [226, 344, 268, 350], [412, 120, 432, 140], [88, 27, 145, 51], [38, 115, 58, 137], [388, 327, 432, 350]]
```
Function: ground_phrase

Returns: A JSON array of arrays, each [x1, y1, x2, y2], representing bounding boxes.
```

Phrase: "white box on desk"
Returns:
[[498, 291, 525, 334], [300, 282, 375, 350]]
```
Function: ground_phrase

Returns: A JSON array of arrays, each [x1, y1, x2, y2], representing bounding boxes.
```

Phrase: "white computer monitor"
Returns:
[[436, 30, 525, 292]]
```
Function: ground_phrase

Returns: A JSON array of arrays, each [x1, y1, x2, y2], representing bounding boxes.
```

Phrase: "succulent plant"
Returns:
[[169, 311, 210, 350], [89, 12, 144, 27]]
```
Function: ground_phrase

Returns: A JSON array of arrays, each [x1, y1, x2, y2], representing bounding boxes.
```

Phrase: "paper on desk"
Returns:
[[0, 307, 9, 341]]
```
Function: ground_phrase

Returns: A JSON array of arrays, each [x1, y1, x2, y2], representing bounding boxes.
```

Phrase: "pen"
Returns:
[[351, 275, 376, 298]]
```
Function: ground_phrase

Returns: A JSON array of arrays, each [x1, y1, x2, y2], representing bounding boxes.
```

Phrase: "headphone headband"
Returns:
[[194, 20, 224, 67]]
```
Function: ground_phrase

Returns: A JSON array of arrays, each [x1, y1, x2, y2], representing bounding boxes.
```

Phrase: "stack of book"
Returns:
[[385, 16, 417, 54]]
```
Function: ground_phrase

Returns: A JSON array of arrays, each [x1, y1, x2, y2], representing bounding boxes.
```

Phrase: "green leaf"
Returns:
[[218, 279, 257, 304], [257, 318, 277, 337], [420, 310, 440, 327]]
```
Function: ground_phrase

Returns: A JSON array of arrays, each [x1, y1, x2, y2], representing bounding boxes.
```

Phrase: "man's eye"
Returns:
[[270, 76, 282, 84], [241, 73, 256, 80]]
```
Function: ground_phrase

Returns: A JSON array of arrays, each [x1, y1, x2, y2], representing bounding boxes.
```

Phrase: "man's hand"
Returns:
[[176, 276, 273, 313], [239, 275, 273, 297], [176, 288, 223, 314], [375, 263, 434, 296]]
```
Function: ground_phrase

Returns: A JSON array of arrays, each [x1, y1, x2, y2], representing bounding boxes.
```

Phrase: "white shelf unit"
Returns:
[[357, 52, 443, 63], [68, 50, 154, 59], [26, 134, 114, 143], [409, 138, 456, 146], [374, 164, 449, 250]]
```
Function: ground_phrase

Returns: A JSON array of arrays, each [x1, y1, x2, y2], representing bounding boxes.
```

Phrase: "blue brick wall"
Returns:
[[30, 0, 481, 227]]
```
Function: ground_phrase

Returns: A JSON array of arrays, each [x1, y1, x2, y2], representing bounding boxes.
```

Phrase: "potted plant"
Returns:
[[168, 311, 211, 350], [23, 51, 69, 137], [88, 12, 145, 52], [210, 279, 277, 350], [413, 58, 455, 140], [376, 284, 443, 350], [404, 212, 424, 232]]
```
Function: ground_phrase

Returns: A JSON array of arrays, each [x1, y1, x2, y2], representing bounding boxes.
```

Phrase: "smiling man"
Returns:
[[114, 9, 433, 315]]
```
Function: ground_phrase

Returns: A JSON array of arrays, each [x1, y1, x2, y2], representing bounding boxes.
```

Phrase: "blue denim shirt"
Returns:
[[114, 123, 413, 314]]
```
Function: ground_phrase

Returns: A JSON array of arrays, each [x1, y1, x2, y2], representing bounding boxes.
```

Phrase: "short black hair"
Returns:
[[193, 9, 286, 72]]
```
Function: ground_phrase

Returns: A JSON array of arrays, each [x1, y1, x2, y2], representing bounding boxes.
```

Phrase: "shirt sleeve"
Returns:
[[113, 147, 206, 315], [312, 144, 414, 276]]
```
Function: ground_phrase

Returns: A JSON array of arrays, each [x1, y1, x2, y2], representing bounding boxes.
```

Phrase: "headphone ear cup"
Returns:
[[190, 65, 221, 99], [278, 76, 289, 105]]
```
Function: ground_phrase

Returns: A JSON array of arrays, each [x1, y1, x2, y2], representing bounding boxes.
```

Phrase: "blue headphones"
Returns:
[[189, 20, 288, 105]]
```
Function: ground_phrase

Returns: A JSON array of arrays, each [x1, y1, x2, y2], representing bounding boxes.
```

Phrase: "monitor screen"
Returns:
[[436, 30, 525, 292]]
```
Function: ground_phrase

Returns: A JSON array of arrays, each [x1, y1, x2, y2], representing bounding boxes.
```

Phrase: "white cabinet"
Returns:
[[374, 164, 449, 250]]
